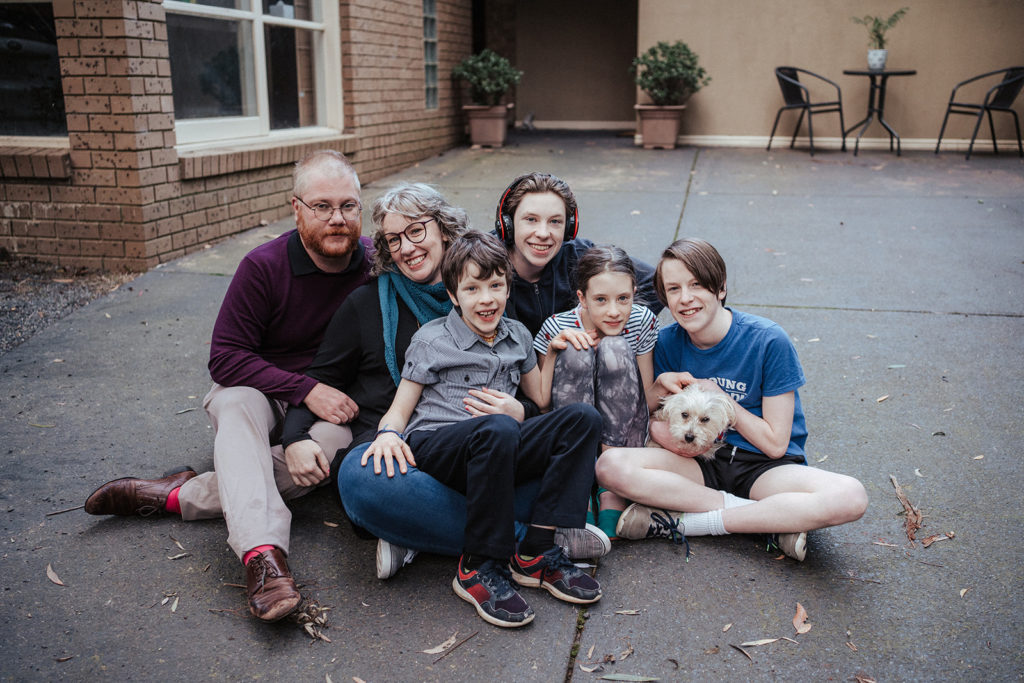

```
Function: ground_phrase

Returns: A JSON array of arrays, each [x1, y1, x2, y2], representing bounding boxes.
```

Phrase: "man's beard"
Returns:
[[298, 222, 360, 259]]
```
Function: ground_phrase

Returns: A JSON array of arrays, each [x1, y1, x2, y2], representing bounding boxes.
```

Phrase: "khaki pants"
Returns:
[[176, 384, 351, 559]]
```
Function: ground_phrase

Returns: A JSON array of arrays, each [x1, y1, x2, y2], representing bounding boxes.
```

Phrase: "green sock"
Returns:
[[598, 508, 622, 539]]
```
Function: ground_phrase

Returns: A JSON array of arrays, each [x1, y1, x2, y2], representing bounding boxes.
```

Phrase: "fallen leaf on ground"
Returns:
[[816, 455, 828, 463], [932, 431, 946, 436], [887, 364, 906, 369], [55, 655, 74, 662], [729, 644, 753, 662], [170, 536, 185, 551], [46, 564, 65, 586], [722, 622, 732, 632], [853, 675, 876, 683], [876, 395, 889, 403], [704, 646, 719, 654], [960, 588, 970, 598], [614, 609, 640, 615], [890, 475, 922, 542], [166, 552, 190, 560], [323, 521, 339, 528], [620, 638, 634, 660], [30, 423, 56, 428], [914, 468, 924, 477], [973, 455, 984, 460], [920, 531, 955, 548], [422, 632, 457, 654], [587, 644, 595, 659], [598, 675, 660, 682], [170, 597, 179, 612], [793, 603, 811, 634], [579, 663, 604, 673], [847, 641, 858, 651], [741, 638, 780, 647]]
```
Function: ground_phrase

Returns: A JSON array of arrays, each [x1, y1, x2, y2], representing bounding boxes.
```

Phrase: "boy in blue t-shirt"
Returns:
[[596, 238, 867, 562], [364, 231, 602, 628]]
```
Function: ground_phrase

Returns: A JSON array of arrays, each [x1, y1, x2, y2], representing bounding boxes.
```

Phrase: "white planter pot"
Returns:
[[867, 49, 888, 70]]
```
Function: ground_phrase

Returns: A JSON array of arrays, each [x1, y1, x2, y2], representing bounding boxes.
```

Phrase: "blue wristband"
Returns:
[[375, 428, 405, 441]]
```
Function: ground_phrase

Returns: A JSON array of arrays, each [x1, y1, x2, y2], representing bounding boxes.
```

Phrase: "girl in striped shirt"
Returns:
[[534, 245, 659, 539]]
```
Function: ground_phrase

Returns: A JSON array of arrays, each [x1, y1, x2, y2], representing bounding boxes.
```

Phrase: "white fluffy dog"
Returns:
[[652, 383, 736, 459]]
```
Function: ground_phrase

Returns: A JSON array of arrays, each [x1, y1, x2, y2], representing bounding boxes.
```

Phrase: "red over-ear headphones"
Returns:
[[494, 174, 579, 247]]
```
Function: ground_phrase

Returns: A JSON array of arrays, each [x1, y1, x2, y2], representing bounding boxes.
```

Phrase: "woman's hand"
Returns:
[[463, 387, 525, 422], [361, 432, 416, 477]]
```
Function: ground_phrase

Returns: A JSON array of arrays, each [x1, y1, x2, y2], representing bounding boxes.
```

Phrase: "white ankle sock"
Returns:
[[720, 490, 754, 509], [679, 509, 728, 536]]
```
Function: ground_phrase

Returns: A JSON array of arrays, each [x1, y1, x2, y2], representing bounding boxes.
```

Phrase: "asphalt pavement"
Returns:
[[2, 132, 1022, 681]]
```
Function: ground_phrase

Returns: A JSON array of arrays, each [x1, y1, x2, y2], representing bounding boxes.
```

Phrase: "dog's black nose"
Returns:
[[685, 434, 695, 442]]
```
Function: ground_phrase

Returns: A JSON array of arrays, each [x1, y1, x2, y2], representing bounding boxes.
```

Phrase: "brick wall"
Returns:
[[0, 0, 473, 272]]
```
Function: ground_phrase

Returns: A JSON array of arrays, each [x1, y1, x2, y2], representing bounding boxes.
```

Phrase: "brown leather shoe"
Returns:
[[84, 467, 197, 516], [246, 547, 302, 622]]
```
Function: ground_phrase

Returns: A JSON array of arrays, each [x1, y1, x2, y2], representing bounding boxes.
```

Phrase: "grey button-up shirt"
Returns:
[[403, 309, 537, 434]]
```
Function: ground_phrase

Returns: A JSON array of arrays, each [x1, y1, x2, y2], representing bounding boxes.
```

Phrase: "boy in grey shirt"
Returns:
[[364, 232, 602, 628]]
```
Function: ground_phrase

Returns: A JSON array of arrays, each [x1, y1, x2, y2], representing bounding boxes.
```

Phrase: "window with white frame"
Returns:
[[164, 0, 341, 147], [423, 0, 438, 110]]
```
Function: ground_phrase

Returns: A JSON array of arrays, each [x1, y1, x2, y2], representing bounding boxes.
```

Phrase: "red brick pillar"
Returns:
[[53, 0, 178, 270]]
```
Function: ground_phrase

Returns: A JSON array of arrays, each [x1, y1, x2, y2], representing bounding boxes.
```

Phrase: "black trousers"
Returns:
[[406, 403, 602, 559]]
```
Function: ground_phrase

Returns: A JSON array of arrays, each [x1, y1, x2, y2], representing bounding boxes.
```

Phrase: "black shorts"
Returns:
[[696, 445, 806, 499]]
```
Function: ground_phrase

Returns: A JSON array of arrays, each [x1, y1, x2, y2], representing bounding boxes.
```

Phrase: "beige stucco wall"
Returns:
[[637, 0, 1024, 147]]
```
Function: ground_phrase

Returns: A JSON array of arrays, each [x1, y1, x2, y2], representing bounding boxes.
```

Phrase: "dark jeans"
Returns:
[[406, 403, 602, 559]]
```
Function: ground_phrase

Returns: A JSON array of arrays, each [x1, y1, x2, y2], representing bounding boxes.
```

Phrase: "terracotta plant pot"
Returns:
[[463, 103, 513, 148], [634, 104, 687, 150]]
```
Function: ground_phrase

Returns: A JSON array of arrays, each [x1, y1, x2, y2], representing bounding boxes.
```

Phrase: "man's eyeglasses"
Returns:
[[294, 196, 362, 222], [383, 218, 435, 252]]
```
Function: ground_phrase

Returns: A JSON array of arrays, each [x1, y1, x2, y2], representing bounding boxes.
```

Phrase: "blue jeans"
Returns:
[[337, 441, 541, 556]]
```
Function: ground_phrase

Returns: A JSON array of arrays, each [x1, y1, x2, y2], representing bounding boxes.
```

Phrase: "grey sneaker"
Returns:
[[768, 531, 807, 562], [554, 523, 611, 559], [376, 538, 418, 580], [616, 503, 686, 541]]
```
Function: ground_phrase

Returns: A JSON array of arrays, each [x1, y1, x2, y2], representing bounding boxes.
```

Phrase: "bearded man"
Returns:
[[84, 150, 371, 622]]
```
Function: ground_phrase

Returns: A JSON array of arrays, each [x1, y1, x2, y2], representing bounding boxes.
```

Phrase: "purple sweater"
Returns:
[[208, 230, 372, 406]]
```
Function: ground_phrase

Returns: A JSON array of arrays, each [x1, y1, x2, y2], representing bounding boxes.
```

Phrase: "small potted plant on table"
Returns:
[[630, 40, 710, 150], [852, 7, 908, 71], [452, 49, 522, 148]]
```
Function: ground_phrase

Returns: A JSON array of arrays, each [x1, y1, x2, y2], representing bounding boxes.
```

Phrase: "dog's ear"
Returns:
[[715, 393, 737, 428]]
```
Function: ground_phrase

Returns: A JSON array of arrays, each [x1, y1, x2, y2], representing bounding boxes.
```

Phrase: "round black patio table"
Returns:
[[843, 68, 917, 156]]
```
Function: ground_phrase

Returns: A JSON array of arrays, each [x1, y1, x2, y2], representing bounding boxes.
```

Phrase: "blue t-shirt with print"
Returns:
[[653, 308, 807, 461]]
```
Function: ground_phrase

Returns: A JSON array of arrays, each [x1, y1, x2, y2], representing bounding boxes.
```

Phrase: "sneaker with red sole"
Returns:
[[452, 555, 534, 628], [509, 545, 602, 604]]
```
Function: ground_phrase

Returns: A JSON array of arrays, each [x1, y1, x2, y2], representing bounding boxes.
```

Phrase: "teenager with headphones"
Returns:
[[493, 171, 661, 337]]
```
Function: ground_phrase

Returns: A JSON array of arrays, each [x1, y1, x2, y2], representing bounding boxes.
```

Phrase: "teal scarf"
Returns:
[[379, 272, 452, 386]]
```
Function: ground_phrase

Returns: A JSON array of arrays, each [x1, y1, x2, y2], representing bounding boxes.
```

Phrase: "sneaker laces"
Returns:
[[476, 559, 518, 599], [539, 546, 576, 575], [648, 509, 692, 560]]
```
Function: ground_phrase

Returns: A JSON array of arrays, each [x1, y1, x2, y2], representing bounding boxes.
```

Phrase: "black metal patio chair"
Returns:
[[935, 66, 1024, 160], [767, 66, 846, 156]]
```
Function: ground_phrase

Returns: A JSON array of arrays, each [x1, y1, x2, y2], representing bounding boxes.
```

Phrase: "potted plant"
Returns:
[[630, 40, 710, 149], [852, 7, 908, 71], [452, 49, 522, 148]]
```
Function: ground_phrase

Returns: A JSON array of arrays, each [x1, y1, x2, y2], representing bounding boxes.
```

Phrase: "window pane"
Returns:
[[167, 14, 256, 119], [188, 0, 243, 9], [263, 0, 312, 22], [265, 25, 318, 129], [0, 3, 66, 136]]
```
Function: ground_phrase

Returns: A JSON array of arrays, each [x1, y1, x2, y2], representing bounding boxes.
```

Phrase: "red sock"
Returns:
[[243, 545, 276, 566], [165, 487, 182, 515]]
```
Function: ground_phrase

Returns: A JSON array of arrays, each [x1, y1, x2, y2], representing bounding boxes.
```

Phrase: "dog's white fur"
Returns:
[[652, 383, 736, 459]]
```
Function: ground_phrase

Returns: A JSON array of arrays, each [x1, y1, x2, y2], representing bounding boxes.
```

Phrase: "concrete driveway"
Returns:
[[1, 132, 1021, 681]]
